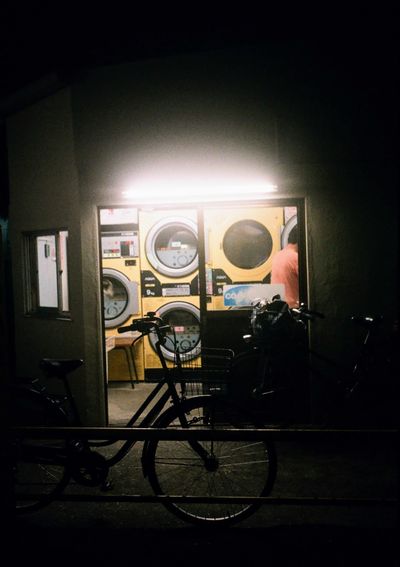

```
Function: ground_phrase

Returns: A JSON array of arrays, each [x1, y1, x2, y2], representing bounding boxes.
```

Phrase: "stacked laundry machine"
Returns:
[[101, 205, 298, 381], [100, 209, 144, 381], [138, 209, 201, 376]]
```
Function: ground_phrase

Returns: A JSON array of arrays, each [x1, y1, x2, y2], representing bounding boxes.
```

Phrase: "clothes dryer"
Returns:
[[204, 206, 284, 310]]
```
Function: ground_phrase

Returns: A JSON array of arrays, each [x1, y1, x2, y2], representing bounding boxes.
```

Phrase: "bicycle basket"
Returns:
[[174, 347, 234, 397], [251, 298, 298, 344]]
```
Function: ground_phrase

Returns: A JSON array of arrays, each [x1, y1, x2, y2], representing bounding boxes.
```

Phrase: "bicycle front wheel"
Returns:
[[145, 395, 276, 526]]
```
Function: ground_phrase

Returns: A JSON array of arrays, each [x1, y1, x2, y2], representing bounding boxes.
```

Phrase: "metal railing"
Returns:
[[4, 425, 398, 507], [6, 425, 398, 440]]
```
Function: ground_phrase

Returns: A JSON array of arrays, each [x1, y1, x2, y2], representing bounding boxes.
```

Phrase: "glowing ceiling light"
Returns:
[[122, 180, 278, 204]]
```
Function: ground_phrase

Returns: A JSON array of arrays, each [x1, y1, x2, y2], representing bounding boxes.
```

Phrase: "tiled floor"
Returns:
[[107, 381, 162, 425]]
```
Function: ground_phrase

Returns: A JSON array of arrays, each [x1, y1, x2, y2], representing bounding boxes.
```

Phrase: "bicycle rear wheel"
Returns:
[[145, 395, 276, 526], [13, 442, 71, 512], [10, 385, 71, 513]]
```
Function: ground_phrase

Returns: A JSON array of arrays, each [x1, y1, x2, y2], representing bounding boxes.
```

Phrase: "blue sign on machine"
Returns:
[[223, 284, 285, 307]]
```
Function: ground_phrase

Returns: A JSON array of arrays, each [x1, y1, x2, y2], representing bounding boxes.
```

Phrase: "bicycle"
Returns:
[[228, 297, 399, 427], [7, 313, 277, 526]]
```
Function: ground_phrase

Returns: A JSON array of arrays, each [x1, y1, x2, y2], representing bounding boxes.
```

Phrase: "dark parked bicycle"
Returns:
[[229, 297, 398, 427], [7, 313, 277, 526]]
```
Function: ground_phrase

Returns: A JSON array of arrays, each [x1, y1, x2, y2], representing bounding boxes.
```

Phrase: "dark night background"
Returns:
[[1, 16, 398, 218], [0, 16, 398, 567], [1, 24, 398, 312], [1, 23, 398, 359]]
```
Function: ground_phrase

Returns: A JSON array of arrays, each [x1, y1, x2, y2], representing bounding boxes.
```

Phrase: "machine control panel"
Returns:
[[102, 231, 139, 258]]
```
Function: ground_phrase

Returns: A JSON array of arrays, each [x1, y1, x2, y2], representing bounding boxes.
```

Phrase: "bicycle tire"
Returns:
[[10, 385, 71, 513], [145, 395, 276, 526]]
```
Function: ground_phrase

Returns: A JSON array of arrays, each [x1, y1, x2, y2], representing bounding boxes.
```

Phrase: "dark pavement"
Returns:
[[6, 383, 398, 566], [7, 524, 398, 567]]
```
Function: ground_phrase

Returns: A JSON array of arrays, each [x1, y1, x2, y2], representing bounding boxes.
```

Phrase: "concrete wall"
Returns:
[[7, 89, 106, 424], [72, 47, 398, 356], [71, 49, 280, 199], [7, 46, 398, 423]]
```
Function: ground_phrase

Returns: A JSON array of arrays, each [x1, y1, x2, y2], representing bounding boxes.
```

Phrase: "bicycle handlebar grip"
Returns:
[[292, 307, 325, 320], [117, 325, 133, 334]]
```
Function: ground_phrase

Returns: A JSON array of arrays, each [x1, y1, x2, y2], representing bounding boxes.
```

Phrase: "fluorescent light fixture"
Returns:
[[122, 180, 278, 204]]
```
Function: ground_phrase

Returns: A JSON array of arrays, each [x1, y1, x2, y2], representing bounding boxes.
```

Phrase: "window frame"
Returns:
[[23, 229, 71, 320]]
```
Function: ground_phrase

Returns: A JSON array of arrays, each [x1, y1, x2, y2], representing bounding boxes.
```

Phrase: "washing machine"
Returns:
[[142, 298, 201, 376], [204, 206, 284, 310], [101, 228, 141, 330], [101, 226, 145, 381], [139, 208, 199, 300], [139, 209, 200, 376]]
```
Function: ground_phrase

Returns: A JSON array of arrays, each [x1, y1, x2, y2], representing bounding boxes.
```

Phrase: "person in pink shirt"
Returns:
[[271, 226, 299, 308]]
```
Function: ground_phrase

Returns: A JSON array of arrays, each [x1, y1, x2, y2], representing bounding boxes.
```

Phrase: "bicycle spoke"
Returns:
[[146, 395, 276, 525]]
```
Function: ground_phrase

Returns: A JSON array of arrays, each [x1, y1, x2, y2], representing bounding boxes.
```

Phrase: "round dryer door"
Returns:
[[281, 215, 297, 248], [223, 219, 273, 269], [102, 268, 137, 328], [145, 217, 198, 277], [149, 302, 201, 361]]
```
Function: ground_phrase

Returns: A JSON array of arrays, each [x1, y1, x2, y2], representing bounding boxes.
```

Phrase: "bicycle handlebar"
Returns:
[[117, 314, 170, 337], [291, 305, 325, 321]]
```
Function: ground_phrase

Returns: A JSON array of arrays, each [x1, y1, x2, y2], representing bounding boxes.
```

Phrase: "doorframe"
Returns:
[[97, 198, 308, 417]]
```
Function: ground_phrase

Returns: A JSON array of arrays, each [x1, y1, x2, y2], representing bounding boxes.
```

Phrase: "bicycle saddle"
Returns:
[[40, 358, 84, 377]]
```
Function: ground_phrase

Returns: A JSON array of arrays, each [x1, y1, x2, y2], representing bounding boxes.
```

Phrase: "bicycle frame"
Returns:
[[10, 312, 282, 525], [93, 325, 208, 468], [234, 300, 395, 426], [14, 316, 213, 493], [308, 318, 382, 391]]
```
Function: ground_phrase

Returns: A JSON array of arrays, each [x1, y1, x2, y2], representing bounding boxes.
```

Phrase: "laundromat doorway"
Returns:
[[98, 199, 306, 420]]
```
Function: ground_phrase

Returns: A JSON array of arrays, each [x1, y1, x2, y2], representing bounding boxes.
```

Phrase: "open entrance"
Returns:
[[98, 200, 306, 422]]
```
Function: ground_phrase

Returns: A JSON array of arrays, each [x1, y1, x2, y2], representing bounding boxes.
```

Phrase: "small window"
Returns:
[[24, 230, 70, 318]]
